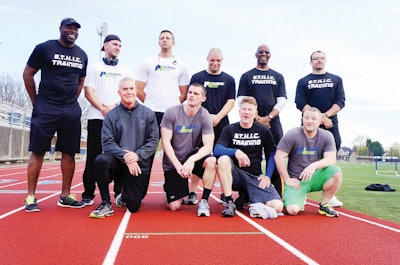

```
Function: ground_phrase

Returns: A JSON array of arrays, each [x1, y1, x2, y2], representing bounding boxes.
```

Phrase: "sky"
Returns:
[[1, 0, 399, 149]]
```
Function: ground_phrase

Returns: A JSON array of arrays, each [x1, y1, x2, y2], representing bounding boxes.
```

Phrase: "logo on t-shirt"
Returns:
[[154, 64, 176, 72], [53, 54, 84, 69], [99, 71, 123, 78], [232, 133, 261, 146], [296, 147, 317, 155], [251, 75, 277, 85], [204, 81, 225, 89], [175, 125, 200, 133], [307, 79, 334, 89]]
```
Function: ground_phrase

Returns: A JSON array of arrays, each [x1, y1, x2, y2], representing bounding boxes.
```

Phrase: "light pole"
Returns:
[[97, 22, 108, 60]]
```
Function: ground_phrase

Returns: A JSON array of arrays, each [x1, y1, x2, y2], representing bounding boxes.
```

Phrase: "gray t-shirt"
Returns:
[[276, 127, 336, 179], [161, 104, 213, 171]]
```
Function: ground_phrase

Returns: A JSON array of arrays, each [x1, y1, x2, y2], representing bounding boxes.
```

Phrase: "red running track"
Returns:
[[1, 157, 399, 265]]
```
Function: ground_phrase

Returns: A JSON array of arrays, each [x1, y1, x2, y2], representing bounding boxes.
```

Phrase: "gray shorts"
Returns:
[[231, 160, 281, 203]]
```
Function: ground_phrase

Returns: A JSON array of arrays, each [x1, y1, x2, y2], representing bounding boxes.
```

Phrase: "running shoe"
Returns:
[[234, 191, 249, 210], [182, 192, 198, 205], [115, 193, 126, 208], [81, 197, 94, 206], [90, 202, 114, 218], [329, 195, 343, 207], [220, 193, 226, 204], [197, 199, 210, 217], [318, 202, 339, 217], [222, 200, 236, 217], [57, 194, 85, 208], [25, 195, 40, 212]]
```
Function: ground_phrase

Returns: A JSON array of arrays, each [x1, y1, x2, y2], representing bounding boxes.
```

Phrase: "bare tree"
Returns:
[[0, 71, 30, 108]]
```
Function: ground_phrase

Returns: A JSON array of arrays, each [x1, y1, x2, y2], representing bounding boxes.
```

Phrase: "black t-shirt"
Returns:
[[217, 122, 276, 176], [190, 70, 236, 128], [295, 72, 345, 117], [27, 40, 88, 105], [238, 68, 286, 116]]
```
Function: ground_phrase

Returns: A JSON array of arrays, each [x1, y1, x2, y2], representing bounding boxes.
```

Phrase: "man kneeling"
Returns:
[[214, 96, 283, 218], [274, 107, 342, 217], [90, 77, 159, 218]]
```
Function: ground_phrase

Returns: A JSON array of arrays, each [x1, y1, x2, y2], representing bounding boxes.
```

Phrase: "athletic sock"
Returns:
[[224, 195, 233, 202], [201, 188, 211, 200]]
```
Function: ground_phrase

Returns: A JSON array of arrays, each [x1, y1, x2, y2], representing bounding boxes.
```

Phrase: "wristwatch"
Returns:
[[268, 114, 273, 119]]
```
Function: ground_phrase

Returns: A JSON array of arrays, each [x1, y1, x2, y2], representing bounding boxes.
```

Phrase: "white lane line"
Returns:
[[208, 193, 319, 265], [102, 209, 131, 265], [307, 202, 400, 233], [0, 182, 83, 219]]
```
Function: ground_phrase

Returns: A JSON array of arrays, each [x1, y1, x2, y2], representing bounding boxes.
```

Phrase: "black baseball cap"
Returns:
[[101, 34, 121, 51], [60, 17, 81, 28]]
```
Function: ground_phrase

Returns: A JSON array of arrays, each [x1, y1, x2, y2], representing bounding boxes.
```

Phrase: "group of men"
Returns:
[[22, 18, 345, 219]]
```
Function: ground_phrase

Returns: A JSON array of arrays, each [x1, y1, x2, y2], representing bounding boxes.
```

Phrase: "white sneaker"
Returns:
[[330, 195, 343, 207], [197, 199, 210, 217]]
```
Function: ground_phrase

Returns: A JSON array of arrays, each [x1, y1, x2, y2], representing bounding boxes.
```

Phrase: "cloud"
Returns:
[[0, 4, 33, 14]]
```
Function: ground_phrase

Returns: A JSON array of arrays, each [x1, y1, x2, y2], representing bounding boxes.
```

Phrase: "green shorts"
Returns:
[[283, 165, 341, 207]]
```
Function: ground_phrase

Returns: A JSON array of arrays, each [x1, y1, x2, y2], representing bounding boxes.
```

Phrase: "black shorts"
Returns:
[[29, 97, 81, 154], [164, 156, 208, 203]]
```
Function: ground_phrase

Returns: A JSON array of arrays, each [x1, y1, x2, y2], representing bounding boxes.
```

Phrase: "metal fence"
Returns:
[[0, 100, 87, 162]]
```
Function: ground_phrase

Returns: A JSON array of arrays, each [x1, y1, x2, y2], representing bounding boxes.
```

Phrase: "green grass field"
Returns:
[[306, 161, 400, 224]]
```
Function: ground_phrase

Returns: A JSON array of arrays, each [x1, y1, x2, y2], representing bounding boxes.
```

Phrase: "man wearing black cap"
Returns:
[[22, 18, 88, 212], [81, 34, 133, 207]]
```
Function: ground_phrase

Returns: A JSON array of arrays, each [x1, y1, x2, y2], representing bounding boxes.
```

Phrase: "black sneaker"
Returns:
[[57, 194, 85, 208], [318, 202, 339, 217], [182, 192, 198, 205], [115, 193, 126, 208], [90, 202, 114, 218], [220, 193, 226, 205], [25, 195, 40, 212], [222, 200, 236, 217], [234, 191, 249, 210], [81, 197, 94, 206]]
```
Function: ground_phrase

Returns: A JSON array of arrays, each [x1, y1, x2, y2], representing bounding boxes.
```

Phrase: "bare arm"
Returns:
[[299, 151, 336, 181], [275, 149, 301, 189], [77, 76, 85, 97], [161, 127, 183, 171], [84, 86, 116, 116], [178, 85, 189, 103], [188, 133, 214, 162], [22, 65, 39, 104], [211, 99, 235, 127], [135, 80, 147, 103], [274, 149, 290, 182]]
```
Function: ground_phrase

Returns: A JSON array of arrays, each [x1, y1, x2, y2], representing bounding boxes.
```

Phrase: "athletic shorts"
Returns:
[[231, 160, 281, 204], [164, 156, 208, 203], [29, 97, 81, 154], [283, 165, 342, 207]]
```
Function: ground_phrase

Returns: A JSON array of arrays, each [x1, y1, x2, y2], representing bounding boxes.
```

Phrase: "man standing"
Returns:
[[81, 34, 133, 206], [237, 44, 287, 197], [295, 50, 346, 207], [161, 83, 216, 217], [23, 18, 88, 212], [89, 77, 159, 218], [136, 29, 190, 126], [214, 96, 283, 217], [184, 48, 236, 205], [274, 107, 342, 217]]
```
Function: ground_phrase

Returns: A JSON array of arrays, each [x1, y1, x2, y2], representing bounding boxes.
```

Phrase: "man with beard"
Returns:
[[80, 34, 133, 207], [237, 44, 287, 200], [295, 50, 346, 207], [275, 107, 342, 217], [23, 18, 88, 212]]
